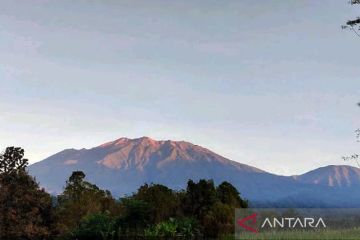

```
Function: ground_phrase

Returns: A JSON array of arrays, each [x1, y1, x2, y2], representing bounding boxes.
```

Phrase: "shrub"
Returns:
[[71, 212, 115, 240]]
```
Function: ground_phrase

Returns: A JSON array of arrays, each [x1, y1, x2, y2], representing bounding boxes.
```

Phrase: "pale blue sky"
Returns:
[[1, 0, 360, 175]]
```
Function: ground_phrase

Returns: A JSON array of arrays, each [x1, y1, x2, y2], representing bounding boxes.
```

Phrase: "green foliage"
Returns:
[[115, 198, 151, 237], [0, 148, 52, 240], [0, 146, 29, 174], [183, 179, 248, 238], [176, 217, 201, 238], [0, 147, 250, 239], [202, 201, 234, 237], [133, 183, 180, 223], [54, 171, 117, 235], [184, 179, 218, 218], [144, 218, 178, 237], [217, 181, 248, 208], [144, 217, 200, 238], [71, 212, 116, 240]]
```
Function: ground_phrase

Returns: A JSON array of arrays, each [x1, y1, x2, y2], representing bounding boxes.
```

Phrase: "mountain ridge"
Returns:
[[28, 136, 360, 207], [293, 165, 360, 188]]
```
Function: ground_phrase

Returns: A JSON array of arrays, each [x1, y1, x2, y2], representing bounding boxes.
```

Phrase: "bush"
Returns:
[[144, 218, 201, 238], [114, 198, 151, 237], [71, 212, 115, 240]]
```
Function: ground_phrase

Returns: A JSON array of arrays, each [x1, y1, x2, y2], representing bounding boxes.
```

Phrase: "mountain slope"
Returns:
[[293, 165, 360, 187], [28, 137, 360, 206], [29, 137, 296, 199]]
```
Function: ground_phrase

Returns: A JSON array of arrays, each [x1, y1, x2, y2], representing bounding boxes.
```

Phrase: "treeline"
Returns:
[[0, 147, 248, 239]]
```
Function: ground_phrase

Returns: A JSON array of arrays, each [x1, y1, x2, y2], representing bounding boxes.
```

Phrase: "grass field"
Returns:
[[223, 228, 360, 240]]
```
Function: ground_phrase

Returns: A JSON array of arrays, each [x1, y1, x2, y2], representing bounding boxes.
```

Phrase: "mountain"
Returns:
[[293, 165, 360, 187], [28, 137, 360, 207]]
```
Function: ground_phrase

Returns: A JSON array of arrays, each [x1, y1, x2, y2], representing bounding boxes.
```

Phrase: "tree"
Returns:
[[183, 179, 248, 238], [0, 147, 28, 174], [343, 0, 360, 38], [72, 212, 116, 240], [115, 198, 151, 237], [133, 183, 180, 223], [202, 202, 234, 237], [0, 147, 52, 240], [183, 179, 217, 218], [217, 181, 248, 208], [54, 171, 117, 235]]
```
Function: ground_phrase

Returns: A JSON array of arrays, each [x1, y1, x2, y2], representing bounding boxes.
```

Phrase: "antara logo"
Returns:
[[237, 213, 258, 233], [261, 217, 326, 228], [237, 214, 326, 233]]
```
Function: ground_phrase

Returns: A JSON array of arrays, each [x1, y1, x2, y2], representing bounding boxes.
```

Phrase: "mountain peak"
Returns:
[[294, 165, 360, 187], [134, 136, 159, 145], [99, 136, 167, 148], [96, 136, 227, 170], [99, 137, 129, 147], [29, 136, 265, 195], [28, 138, 360, 206]]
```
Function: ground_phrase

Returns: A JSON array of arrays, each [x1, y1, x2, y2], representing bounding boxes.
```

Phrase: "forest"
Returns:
[[0, 147, 248, 240]]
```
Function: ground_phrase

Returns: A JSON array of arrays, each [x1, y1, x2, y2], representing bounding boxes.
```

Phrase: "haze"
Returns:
[[1, 0, 360, 175]]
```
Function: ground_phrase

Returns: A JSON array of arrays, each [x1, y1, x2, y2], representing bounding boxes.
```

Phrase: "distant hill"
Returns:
[[293, 165, 360, 187], [28, 137, 360, 207]]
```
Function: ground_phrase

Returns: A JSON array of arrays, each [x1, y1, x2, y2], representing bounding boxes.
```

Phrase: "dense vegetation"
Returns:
[[0, 147, 248, 239]]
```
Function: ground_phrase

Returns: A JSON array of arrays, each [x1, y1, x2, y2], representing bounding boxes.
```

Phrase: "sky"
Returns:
[[1, 0, 360, 175]]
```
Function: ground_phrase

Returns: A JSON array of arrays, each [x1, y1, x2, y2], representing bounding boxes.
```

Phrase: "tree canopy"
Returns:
[[0, 146, 249, 239], [0, 147, 52, 240], [55, 171, 117, 234], [0, 146, 29, 174]]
